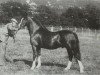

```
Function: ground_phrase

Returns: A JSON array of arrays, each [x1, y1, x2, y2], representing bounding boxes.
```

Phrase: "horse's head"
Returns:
[[18, 17, 29, 29], [19, 16, 33, 27], [11, 12, 29, 29], [19, 16, 47, 31]]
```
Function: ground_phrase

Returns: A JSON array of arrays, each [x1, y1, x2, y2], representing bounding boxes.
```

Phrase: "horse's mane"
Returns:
[[28, 17, 48, 31]]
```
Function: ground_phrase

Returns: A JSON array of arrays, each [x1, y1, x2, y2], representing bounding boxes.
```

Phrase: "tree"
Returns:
[[84, 4, 100, 29], [61, 6, 86, 27], [34, 5, 59, 26], [0, 1, 30, 23]]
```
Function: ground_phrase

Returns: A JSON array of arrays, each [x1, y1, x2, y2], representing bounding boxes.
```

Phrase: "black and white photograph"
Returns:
[[0, 0, 100, 75]]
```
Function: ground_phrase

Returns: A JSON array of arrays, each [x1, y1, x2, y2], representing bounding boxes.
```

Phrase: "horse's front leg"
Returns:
[[65, 46, 73, 71], [31, 45, 37, 70], [36, 47, 41, 69]]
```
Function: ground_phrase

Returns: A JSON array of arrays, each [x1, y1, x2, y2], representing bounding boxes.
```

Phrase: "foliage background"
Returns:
[[0, 0, 100, 29]]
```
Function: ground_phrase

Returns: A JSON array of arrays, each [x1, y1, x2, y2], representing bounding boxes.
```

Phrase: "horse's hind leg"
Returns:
[[36, 47, 41, 68], [73, 43, 84, 73], [31, 45, 37, 70], [65, 46, 73, 71]]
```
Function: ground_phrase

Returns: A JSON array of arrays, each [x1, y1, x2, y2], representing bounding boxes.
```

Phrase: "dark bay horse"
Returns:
[[21, 17, 84, 73]]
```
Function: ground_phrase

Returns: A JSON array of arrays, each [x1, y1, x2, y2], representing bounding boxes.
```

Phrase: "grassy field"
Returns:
[[0, 27, 100, 75]]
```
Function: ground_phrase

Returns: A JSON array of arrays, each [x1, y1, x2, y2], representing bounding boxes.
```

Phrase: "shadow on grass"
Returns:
[[41, 62, 66, 68], [13, 59, 32, 67], [13, 59, 66, 68]]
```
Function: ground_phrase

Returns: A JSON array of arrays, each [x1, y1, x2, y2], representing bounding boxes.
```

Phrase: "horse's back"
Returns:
[[38, 28, 78, 42]]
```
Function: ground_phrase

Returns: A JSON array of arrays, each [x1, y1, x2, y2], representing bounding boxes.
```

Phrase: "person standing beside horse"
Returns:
[[0, 18, 20, 65], [4, 18, 23, 47]]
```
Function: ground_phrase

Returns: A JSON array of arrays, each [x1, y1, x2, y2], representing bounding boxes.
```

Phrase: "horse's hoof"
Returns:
[[31, 68, 35, 70], [36, 64, 41, 69], [31, 67, 35, 70], [36, 66, 40, 69], [64, 68, 70, 71], [80, 70, 84, 73]]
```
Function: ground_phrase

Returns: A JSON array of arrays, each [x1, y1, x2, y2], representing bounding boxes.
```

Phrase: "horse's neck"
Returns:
[[32, 17, 48, 31], [27, 18, 39, 35], [26, 17, 50, 35]]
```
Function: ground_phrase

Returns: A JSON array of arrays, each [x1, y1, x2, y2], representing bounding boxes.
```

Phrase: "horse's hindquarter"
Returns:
[[59, 30, 78, 46]]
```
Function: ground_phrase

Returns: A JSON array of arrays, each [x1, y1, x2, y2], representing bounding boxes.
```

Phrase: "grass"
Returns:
[[0, 27, 100, 75]]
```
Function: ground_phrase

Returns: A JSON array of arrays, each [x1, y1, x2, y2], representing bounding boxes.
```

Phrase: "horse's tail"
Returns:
[[72, 33, 81, 61], [73, 32, 79, 43]]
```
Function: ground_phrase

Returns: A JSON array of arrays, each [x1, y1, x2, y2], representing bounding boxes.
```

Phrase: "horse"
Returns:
[[20, 17, 84, 73]]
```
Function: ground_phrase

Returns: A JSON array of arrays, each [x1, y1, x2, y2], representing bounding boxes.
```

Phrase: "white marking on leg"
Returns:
[[36, 56, 41, 68], [65, 61, 72, 71], [78, 60, 84, 73], [31, 58, 36, 70]]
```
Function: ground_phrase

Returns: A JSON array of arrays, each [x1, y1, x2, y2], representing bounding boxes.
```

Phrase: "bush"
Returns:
[[0, 1, 30, 23]]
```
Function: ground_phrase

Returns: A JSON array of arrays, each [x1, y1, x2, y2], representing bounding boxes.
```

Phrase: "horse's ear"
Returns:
[[24, 12, 28, 16], [21, 11, 28, 19], [24, 13, 28, 19]]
